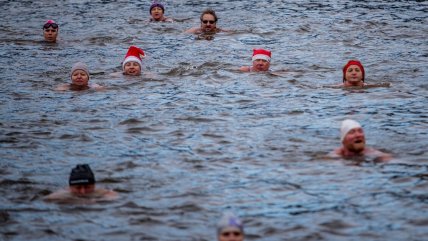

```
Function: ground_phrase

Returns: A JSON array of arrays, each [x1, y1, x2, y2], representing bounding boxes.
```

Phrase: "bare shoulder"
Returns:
[[185, 27, 200, 34], [43, 189, 72, 201], [90, 83, 105, 91], [363, 82, 391, 88], [239, 66, 251, 72], [164, 17, 174, 23], [95, 189, 119, 201], [365, 147, 392, 162], [55, 84, 70, 91]]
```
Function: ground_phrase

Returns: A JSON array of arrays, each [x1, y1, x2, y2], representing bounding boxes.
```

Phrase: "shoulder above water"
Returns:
[[324, 82, 391, 89]]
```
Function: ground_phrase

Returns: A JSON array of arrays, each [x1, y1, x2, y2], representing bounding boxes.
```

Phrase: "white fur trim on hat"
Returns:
[[252, 54, 271, 62], [122, 56, 142, 70], [340, 119, 362, 142]]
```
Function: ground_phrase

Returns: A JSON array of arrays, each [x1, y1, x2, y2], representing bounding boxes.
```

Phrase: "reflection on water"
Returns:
[[1, 1, 427, 240]]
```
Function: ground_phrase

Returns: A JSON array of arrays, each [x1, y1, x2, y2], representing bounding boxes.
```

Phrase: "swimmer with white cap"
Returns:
[[332, 119, 391, 162]]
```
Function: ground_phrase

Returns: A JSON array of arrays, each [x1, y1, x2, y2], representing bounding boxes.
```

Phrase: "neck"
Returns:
[[70, 84, 89, 91], [344, 80, 363, 87], [340, 146, 365, 157]]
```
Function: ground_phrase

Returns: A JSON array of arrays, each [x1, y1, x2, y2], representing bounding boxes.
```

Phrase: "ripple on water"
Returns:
[[0, 1, 427, 241]]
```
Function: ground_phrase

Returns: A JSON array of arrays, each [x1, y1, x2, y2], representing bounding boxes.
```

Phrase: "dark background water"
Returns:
[[1, 1, 427, 240]]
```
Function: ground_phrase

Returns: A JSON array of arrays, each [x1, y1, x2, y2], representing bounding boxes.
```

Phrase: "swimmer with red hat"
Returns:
[[122, 46, 145, 76], [342, 60, 365, 87], [336, 60, 391, 88], [239, 49, 272, 72]]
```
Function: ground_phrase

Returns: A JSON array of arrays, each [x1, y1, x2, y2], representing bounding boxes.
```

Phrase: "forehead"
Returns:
[[348, 127, 363, 133], [220, 227, 242, 234], [152, 6, 163, 10], [70, 184, 93, 189], [347, 65, 361, 70], [201, 13, 215, 20], [72, 69, 87, 74], [125, 61, 140, 65]]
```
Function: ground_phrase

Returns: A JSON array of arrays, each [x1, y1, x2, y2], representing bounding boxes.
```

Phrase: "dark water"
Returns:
[[1, 1, 427, 240]]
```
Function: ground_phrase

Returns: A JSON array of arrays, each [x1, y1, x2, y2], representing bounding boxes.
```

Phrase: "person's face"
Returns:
[[342, 127, 366, 153], [43, 27, 58, 43], [71, 70, 89, 86], [344, 65, 363, 85], [200, 14, 217, 32], [151, 7, 164, 20], [70, 184, 95, 196], [123, 61, 142, 76], [252, 59, 270, 72], [218, 229, 244, 241]]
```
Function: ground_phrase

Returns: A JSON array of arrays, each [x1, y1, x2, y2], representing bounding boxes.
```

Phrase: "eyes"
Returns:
[[73, 72, 87, 77], [202, 20, 216, 24], [125, 62, 140, 67], [255, 59, 268, 63], [44, 29, 57, 33], [348, 128, 363, 135], [347, 67, 361, 72]]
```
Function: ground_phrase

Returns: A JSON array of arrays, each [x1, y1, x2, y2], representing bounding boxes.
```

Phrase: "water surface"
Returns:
[[1, 1, 427, 240]]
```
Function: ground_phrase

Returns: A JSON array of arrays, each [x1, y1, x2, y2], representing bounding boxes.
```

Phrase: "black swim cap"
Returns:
[[69, 164, 95, 185]]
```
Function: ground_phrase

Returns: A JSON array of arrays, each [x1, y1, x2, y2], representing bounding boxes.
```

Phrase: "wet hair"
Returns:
[[69, 164, 95, 186], [200, 9, 218, 22]]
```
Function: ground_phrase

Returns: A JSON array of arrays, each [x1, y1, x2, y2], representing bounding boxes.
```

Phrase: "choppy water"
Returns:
[[1, 1, 427, 240]]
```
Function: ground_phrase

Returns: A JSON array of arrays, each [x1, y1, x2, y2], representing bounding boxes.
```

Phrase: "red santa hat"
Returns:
[[122, 46, 145, 70], [252, 49, 271, 62]]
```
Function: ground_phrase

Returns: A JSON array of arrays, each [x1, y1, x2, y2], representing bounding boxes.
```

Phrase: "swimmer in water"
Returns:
[[239, 49, 272, 72], [44, 164, 118, 203], [122, 46, 145, 76], [43, 20, 59, 43], [56, 62, 103, 91], [331, 119, 392, 162], [217, 212, 245, 241], [149, 1, 173, 22], [330, 60, 390, 88], [342, 60, 365, 87], [185, 9, 228, 40]]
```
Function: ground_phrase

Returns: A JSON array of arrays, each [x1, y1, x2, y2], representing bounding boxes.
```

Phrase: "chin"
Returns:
[[351, 143, 365, 153]]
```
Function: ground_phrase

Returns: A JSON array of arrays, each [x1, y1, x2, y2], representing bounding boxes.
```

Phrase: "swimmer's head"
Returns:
[[150, 1, 165, 14], [340, 119, 366, 153], [217, 212, 244, 240], [43, 20, 59, 43], [122, 46, 145, 75], [343, 60, 365, 83], [252, 49, 271, 72], [69, 164, 95, 186], [340, 119, 362, 142], [70, 62, 90, 86]]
